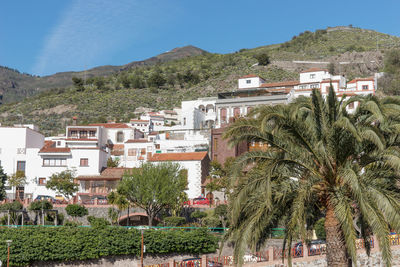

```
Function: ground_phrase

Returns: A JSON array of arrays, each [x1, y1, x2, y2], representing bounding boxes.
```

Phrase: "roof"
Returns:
[[163, 110, 177, 114], [149, 152, 208, 162], [125, 139, 151, 143], [39, 141, 71, 153], [148, 131, 158, 135], [239, 74, 261, 79], [260, 80, 299, 88], [77, 167, 133, 180], [65, 138, 98, 141], [300, 68, 328, 73], [88, 123, 130, 129], [348, 77, 374, 83], [130, 119, 149, 123], [320, 79, 340, 83]]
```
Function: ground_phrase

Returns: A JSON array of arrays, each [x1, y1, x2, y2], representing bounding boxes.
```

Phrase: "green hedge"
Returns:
[[0, 227, 218, 266]]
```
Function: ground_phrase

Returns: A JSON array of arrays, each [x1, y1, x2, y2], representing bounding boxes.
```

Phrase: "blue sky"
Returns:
[[0, 0, 399, 76]]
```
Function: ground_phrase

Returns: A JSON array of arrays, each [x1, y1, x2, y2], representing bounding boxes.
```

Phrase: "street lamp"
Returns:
[[137, 226, 149, 267], [6, 240, 12, 267]]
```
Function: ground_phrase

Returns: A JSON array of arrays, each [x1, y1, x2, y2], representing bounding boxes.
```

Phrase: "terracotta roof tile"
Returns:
[[348, 77, 374, 83], [149, 152, 208, 162], [130, 119, 149, 123], [125, 139, 151, 143], [88, 123, 130, 129], [320, 79, 340, 83], [260, 80, 299, 88], [39, 141, 71, 153], [77, 167, 133, 180]]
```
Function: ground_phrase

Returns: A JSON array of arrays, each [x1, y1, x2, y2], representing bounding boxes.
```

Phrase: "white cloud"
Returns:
[[32, 0, 168, 76]]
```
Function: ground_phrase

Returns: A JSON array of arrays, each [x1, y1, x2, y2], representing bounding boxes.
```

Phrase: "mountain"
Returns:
[[1, 26, 400, 136], [0, 45, 208, 103]]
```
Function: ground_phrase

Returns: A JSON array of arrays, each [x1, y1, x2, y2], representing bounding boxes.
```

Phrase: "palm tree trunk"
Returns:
[[325, 206, 351, 267]]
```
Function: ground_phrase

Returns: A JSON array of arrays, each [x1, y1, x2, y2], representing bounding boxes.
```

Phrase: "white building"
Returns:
[[148, 152, 210, 199], [180, 97, 217, 130]]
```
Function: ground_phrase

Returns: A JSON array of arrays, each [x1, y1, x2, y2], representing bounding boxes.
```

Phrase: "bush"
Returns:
[[0, 227, 218, 266], [164, 216, 186, 226], [64, 220, 82, 227], [191, 211, 207, 220], [255, 53, 270, 66], [87, 216, 110, 228], [314, 218, 326, 240], [28, 200, 53, 211], [66, 204, 88, 218], [0, 201, 23, 211]]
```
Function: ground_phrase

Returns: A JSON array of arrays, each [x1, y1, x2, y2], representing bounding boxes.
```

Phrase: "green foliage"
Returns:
[[28, 200, 53, 211], [163, 216, 186, 226], [66, 204, 88, 218], [384, 49, 400, 74], [64, 220, 82, 227], [148, 72, 166, 88], [118, 162, 187, 226], [314, 218, 326, 240], [0, 167, 7, 201], [72, 77, 84, 91], [191, 211, 207, 221], [0, 227, 217, 266], [328, 62, 335, 75], [0, 201, 23, 211], [224, 91, 400, 266], [8, 170, 26, 188], [108, 207, 119, 225], [46, 169, 78, 199], [202, 217, 220, 228], [87, 216, 110, 228], [107, 157, 120, 167], [255, 53, 270, 66]]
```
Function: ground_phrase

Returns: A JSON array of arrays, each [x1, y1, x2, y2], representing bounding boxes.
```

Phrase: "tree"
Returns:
[[205, 159, 234, 201], [223, 88, 400, 266], [147, 72, 166, 88], [214, 204, 228, 229], [255, 53, 270, 66], [0, 167, 8, 201], [46, 169, 78, 199], [328, 62, 335, 75], [72, 77, 84, 91], [66, 204, 88, 221], [29, 200, 53, 225], [107, 191, 129, 226], [117, 162, 187, 226], [8, 170, 26, 200], [107, 157, 120, 168]]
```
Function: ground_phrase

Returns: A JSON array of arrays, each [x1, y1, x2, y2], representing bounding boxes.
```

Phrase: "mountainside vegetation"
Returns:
[[1, 26, 400, 136]]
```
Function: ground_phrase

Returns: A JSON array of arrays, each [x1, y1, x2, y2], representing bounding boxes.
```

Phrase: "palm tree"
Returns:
[[223, 88, 400, 267]]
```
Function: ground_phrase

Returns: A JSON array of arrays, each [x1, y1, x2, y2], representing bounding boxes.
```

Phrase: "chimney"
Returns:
[[72, 116, 77, 126]]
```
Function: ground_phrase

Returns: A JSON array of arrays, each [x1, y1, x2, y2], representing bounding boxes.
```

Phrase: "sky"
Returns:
[[0, 0, 399, 77]]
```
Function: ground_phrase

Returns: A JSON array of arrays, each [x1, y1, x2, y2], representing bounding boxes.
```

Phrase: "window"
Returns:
[[80, 158, 89, 167], [246, 79, 251, 84], [79, 131, 88, 138], [310, 84, 319, 89], [70, 130, 77, 137], [38, 178, 46, 186], [310, 74, 316, 79], [348, 102, 355, 109], [43, 158, 66, 167], [234, 107, 241, 117], [155, 144, 160, 149], [220, 108, 227, 122], [362, 85, 369, 90], [17, 161, 26, 172], [183, 118, 186, 126], [213, 138, 218, 151], [128, 149, 137, 156], [57, 141, 61, 146], [116, 131, 124, 143], [89, 131, 96, 137]]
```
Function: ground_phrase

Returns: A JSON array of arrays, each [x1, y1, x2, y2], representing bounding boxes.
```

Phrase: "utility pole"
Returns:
[[6, 240, 12, 267]]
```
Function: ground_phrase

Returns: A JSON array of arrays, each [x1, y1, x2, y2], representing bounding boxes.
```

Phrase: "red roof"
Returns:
[[89, 123, 130, 129], [348, 77, 374, 83], [130, 119, 149, 123], [125, 139, 151, 143], [300, 68, 328, 73], [260, 80, 299, 88], [77, 168, 133, 180], [149, 152, 208, 162], [240, 74, 260, 79], [320, 79, 340, 83], [148, 131, 158, 135], [39, 141, 71, 153]]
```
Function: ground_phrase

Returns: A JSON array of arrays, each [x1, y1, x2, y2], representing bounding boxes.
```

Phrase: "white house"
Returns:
[[148, 152, 210, 199], [180, 97, 217, 130], [238, 74, 266, 89]]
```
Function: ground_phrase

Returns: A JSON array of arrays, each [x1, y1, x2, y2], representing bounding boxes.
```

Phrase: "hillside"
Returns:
[[1, 26, 400, 136], [0, 46, 208, 103]]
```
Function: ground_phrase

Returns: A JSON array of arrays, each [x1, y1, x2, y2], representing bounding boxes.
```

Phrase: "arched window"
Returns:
[[220, 108, 227, 122], [116, 131, 124, 143], [234, 107, 241, 117]]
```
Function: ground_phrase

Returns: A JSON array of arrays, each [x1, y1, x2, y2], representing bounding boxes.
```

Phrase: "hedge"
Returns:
[[0, 227, 218, 266]]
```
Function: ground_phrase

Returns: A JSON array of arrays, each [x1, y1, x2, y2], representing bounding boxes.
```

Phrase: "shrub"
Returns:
[[66, 204, 88, 219], [190, 211, 207, 220], [28, 200, 53, 211], [0, 227, 218, 266], [164, 216, 186, 226], [87, 216, 110, 228], [255, 53, 270, 66]]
